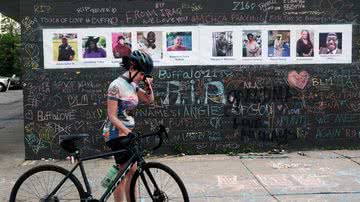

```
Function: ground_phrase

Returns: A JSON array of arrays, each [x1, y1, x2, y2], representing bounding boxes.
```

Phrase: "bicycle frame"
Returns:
[[46, 127, 168, 201], [47, 148, 141, 202]]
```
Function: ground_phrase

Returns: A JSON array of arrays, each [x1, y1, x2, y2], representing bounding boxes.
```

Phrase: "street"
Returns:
[[1, 90, 360, 201]]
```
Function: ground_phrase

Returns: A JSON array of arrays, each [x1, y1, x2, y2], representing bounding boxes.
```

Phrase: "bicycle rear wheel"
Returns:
[[9, 164, 86, 202], [130, 162, 189, 202]]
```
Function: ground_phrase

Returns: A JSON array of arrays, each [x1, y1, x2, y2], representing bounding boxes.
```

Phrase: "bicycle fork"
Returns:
[[139, 166, 163, 201]]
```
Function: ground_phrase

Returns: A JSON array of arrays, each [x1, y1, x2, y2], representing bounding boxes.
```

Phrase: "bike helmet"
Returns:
[[129, 50, 153, 75], [124, 50, 153, 83]]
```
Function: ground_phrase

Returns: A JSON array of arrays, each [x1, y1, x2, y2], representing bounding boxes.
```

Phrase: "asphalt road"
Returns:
[[0, 90, 24, 159]]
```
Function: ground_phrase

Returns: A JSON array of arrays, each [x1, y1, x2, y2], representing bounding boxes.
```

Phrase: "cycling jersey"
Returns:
[[103, 76, 139, 142]]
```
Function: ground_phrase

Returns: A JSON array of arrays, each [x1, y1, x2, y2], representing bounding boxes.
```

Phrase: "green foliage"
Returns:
[[173, 143, 185, 154], [99, 37, 106, 48], [0, 33, 21, 77], [0, 16, 21, 77]]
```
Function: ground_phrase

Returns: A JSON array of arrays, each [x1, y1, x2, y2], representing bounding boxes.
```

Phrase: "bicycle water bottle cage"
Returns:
[[59, 134, 89, 153]]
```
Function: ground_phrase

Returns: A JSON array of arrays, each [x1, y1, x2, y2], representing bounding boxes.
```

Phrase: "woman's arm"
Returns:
[[107, 99, 131, 135], [137, 77, 154, 105]]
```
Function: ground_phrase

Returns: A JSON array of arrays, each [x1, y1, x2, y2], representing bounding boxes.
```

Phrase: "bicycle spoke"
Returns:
[[28, 175, 43, 197], [12, 195, 39, 202], [160, 177, 181, 200], [17, 187, 40, 199], [160, 170, 173, 190], [45, 171, 50, 194], [22, 181, 42, 198], [34, 173, 48, 194], [11, 166, 84, 202], [49, 171, 58, 193], [58, 182, 80, 199], [133, 164, 187, 202], [140, 172, 155, 200]]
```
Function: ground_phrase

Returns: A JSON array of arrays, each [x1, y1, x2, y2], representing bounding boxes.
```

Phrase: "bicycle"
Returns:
[[10, 125, 189, 202]]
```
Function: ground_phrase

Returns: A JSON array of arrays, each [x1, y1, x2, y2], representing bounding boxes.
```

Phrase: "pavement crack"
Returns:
[[333, 151, 360, 166], [240, 160, 281, 202]]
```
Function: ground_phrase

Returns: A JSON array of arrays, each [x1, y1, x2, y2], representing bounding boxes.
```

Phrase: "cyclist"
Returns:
[[102, 50, 154, 202]]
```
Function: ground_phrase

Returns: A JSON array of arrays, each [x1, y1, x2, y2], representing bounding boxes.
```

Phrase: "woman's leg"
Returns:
[[113, 163, 130, 202], [125, 162, 138, 201], [113, 178, 126, 202]]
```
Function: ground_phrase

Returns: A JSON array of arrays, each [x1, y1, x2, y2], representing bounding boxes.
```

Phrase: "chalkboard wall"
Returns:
[[21, 0, 360, 159]]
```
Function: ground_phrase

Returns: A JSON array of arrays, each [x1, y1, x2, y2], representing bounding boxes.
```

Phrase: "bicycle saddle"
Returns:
[[60, 134, 89, 153]]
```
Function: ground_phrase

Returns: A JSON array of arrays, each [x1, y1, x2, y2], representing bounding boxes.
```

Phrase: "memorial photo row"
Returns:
[[43, 25, 352, 68]]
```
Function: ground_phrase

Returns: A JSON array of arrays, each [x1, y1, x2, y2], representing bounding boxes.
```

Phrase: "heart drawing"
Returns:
[[287, 70, 310, 90]]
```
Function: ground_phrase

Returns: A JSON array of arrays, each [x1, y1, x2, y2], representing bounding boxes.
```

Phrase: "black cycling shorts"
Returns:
[[106, 136, 132, 165]]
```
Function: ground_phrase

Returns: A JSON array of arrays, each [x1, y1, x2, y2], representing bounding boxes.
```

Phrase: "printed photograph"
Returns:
[[212, 31, 233, 57], [166, 32, 192, 51], [319, 32, 342, 55], [112, 32, 132, 59], [82, 36, 107, 58], [296, 30, 314, 57], [243, 31, 262, 57], [268, 30, 290, 57], [136, 31, 163, 59], [53, 33, 77, 62]]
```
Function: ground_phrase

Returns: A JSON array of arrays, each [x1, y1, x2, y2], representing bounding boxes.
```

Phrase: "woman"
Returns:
[[296, 30, 314, 57], [83, 36, 107, 58], [103, 50, 154, 202], [245, 33, 260, 57]]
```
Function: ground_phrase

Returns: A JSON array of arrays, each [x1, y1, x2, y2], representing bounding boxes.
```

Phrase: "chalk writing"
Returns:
[[76, 6, 117, 14], [258, 0, 281, 12], [283, 0, 306, 11], [21, 16, 35, 32], [20, 0, 360, 159], [182, 3, 203, 12], [34, 5, 52, 14], [232, 1, 257, 11]]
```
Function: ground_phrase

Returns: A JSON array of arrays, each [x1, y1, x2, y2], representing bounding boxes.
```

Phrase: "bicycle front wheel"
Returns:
[[9, 164, 86, 202], [130, 162, 189, 202]]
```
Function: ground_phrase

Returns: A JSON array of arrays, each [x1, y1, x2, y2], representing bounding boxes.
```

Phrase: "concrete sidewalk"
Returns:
[[1, 150, 360, 201]]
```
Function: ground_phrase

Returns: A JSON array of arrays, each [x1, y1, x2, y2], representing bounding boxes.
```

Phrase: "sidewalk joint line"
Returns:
[[274, 191, 360, 196], [240, 160, 281, 202]]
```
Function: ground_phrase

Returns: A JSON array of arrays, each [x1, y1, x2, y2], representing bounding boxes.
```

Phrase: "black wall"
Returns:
[[20, 0, 360, 159]]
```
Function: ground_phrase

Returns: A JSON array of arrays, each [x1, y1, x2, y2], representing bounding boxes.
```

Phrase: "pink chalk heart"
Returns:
[[287, 70, 310, 90]]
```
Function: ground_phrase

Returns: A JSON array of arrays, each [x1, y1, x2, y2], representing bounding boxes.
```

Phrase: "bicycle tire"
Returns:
[[9, 164, 86, 202], [0, 83, 6, 92], [129, 162, 189, 202]]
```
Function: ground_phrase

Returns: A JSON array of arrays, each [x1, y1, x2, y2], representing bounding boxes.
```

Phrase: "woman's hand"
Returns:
[[144, 76, 153, 94], [138, 76, 155, 105], [122, 127, 132, 136]]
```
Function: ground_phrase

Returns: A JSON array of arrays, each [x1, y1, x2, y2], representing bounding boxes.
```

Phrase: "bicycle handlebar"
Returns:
[[136, 125, 169, 151]]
